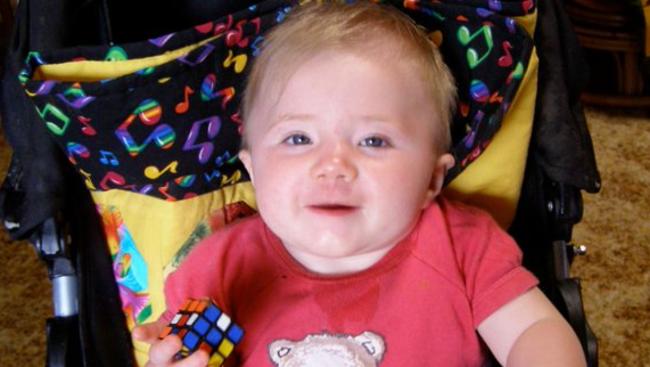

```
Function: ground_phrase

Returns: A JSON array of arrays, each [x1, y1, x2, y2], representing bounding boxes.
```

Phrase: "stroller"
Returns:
[[0, 0, 600, 366]]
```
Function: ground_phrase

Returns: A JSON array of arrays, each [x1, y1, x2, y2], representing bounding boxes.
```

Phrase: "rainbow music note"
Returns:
[[522, 0, 534, 13], [99, 150, 120, 166], [459, 102, 470, 118], [476, 8, 493, 18], [204, 169, 222, 183], [220, 170, 242, 187], [158, 182, 177, 201], [175, 86, 194, 114], [183, 116, 222, 164], [505, 17, 516, 34], [463, 110, 484, 149], [214, 151, 233, 168], [20, 52, 44, 80], [457, 25, 494, 69], [223, 49, 248, 74], [214, 15, 234, 35], [251, 36, 264, 57], [116, 99, 176, 156], [488, 0, 502, 11], [78, 116, 97, 136], [225, 20, 250, 48], [498, 41, 513, 68], [139, 184, 154, 195], [144, 161, 179, 180], [178, 43, 215, 67], [66, 142, 90, 164], [149, 33, 174, 48], [38, 103, 71, 136], [230, 112, 243, 135], [136, 67, 155, 76], [469, 79, 490, 103], [100, 171, 126, 190], [195, 22, 213, 34], [25, 80, 56, 97], [105, 46, 128, 62], [506, 62, 525, 84], [276, 7, 291, 22], [57, 83, 96, 110], [249, 17, 261, 34], [230, 112, 242, 124], [489, 91, 503, 104], [403, 0, 418, 10], [174, 175, 196, 188], [200, 74, 236, 110]]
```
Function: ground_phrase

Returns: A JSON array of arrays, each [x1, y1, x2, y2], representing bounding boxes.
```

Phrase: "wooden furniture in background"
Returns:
[[565, 0, 650, 108]]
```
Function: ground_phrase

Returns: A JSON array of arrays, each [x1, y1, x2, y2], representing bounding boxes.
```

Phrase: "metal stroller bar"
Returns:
[[30, 215, 83, 366], [32, 217, 78, 318], [548, 182, 598, 367], [510, 166, 599, 367]]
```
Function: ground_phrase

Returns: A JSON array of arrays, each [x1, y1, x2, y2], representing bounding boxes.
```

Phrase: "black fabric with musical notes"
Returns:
[[19, 0, 535, 201]]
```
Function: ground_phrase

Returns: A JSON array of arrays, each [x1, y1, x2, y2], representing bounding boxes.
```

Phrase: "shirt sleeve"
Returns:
[[450, 204, 539, 327]]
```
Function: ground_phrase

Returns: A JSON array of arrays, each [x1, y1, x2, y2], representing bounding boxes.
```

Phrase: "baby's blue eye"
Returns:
[[360, 136, 389, 148], [283, 134, 311, 145]]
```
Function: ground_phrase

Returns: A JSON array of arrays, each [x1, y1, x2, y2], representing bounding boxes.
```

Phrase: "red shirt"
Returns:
[[163, 198, 538, 366]]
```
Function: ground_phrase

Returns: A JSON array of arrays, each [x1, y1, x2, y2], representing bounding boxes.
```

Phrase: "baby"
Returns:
[[134, 2, 586, 366]]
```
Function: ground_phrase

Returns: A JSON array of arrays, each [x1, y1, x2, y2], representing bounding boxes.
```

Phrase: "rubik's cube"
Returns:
[[160, 298, 244, 366]]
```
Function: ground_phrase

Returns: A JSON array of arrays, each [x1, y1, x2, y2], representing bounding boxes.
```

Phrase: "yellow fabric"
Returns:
[[515, 12, 536, 38], [443, 10, 538, 228], [90, 183, 256, 366], [34, 36, 219, 82], [445, 50, 538, 228]]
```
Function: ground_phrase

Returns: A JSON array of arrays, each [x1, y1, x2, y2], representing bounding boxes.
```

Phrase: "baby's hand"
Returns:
[[133, 318, 209, 367]]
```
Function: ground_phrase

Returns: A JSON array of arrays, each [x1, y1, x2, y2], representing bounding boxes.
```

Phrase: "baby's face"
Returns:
[[240, 50, 452, 272]]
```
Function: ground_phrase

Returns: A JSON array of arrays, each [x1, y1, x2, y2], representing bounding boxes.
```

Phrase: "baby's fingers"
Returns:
[[146, 335, 209, 367], [174, 350, 210, 367], [133, 317, 168, 345], [147, 335, 183, 366]]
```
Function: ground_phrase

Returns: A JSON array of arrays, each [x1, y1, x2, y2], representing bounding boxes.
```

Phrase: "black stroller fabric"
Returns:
[[532, 0, 600, 193], [0, 0, 73, 241], [0, 1, 137, 365]]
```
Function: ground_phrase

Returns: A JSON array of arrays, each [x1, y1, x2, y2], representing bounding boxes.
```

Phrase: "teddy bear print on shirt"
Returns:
[[268, 331, 386, 366]]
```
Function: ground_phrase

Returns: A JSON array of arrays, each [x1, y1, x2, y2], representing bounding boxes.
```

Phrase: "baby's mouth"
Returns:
[[307, 204, 358, 216]]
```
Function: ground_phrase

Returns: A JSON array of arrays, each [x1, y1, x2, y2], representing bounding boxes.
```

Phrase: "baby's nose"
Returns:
[[310, 146, 358, 183]]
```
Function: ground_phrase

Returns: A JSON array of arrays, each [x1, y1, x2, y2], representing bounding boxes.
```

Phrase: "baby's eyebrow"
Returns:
[[273, 113, 318, 125], [357, 114, 393, 124]]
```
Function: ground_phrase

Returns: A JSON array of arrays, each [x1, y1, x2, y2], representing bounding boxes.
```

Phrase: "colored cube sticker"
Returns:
[[160, 298, 244, 366]]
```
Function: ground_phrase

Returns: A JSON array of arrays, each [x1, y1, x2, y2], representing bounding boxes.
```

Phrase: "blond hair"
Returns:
[[241, 0, 456, 153]]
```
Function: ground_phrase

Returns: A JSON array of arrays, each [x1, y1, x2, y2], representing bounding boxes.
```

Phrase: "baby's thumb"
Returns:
[[132, 317, 168, 345]]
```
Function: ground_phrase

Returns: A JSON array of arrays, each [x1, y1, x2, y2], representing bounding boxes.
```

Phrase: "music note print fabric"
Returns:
[[19, 0, 535, 201]]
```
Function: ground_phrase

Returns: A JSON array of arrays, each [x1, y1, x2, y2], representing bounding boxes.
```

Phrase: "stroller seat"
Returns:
[[0, 0, 599, 366]]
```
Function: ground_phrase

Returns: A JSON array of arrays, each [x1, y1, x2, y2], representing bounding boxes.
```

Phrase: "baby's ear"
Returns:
[[238, 149, 254, 184], [425, 153, 454, 205]]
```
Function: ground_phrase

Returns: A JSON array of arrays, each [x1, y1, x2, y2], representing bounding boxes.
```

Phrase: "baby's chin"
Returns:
[[282, 235, 399, 275]]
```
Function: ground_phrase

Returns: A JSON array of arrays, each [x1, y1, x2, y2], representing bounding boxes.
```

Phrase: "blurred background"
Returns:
[[0, 0, 648, 366]]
